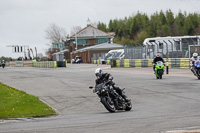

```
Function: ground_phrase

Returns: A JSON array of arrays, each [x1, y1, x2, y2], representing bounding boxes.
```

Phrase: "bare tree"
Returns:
[[45, 23, 67, 42], [91, 21, 98, 28], [70, 26, 82, 36]]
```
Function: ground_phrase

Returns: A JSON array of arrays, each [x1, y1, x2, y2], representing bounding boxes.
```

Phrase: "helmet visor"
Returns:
[[95, 73, 100, 77]]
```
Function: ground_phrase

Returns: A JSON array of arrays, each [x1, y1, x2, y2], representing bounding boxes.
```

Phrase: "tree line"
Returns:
[[97, 10, 200, 45]]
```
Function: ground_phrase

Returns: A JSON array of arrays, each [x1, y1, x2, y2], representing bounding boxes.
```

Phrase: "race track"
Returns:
[[0, 64, 200, 133]]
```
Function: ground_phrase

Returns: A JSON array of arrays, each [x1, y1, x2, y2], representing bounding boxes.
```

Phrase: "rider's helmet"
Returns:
[[193, 53, 198, 59], [156, 53, 160, 57], [95, 68, 103, 79]]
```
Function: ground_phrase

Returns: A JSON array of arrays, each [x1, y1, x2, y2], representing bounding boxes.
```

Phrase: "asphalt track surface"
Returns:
[[0, 64, 200, 133]]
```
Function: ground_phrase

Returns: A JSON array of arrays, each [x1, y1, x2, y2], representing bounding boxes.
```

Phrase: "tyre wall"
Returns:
[[93, 58, 190, 69], [7, 61, 68, 68]]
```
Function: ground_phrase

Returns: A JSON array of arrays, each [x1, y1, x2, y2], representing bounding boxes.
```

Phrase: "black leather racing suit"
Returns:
[[153, 57, 165, 71], [95, 73, 125, 99], [1, 61, 5, 67]]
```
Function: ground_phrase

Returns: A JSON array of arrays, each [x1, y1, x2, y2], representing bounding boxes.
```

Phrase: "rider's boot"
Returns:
[[191, 68, 197, 75], [194, 72, 197, 76]]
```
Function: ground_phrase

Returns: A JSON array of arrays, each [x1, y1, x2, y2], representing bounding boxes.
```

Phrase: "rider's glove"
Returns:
[[109, 76, 113, 80]]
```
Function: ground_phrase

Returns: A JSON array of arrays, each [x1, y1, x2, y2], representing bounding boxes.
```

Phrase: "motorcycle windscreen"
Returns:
[[194, 61, 200, 69], [156, 61, 163, 66]]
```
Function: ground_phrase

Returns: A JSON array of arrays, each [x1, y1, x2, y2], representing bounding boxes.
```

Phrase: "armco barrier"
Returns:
[[93, 58, 190, 69]]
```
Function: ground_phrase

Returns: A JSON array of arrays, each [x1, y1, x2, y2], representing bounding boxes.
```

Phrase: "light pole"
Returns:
[[146, 42, 150, 59], [168, 40, 173, 58], [75, 35, 78, 51], [35, 47, 37, 61], [163, 40, 169, 74], [148, 40, 156, 59]]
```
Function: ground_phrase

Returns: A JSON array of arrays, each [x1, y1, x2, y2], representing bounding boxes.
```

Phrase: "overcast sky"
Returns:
[[0, 0, 200, 58]]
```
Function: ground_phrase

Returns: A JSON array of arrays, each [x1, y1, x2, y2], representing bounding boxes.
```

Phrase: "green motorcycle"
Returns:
[[154, 61, 165, 79]]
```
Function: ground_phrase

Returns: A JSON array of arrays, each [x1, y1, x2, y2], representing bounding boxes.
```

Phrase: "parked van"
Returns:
[[101, 49, 124, 64]]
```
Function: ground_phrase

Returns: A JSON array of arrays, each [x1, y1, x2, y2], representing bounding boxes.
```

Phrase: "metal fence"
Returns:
[[92, 53, 106, 60], [91, 36, 200, 64], [124, 44, 143, 59]]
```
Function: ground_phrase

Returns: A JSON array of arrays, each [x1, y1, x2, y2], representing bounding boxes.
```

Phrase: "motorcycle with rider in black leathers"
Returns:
[[1, 60, 5, 68], [89, 68, 132, 113]]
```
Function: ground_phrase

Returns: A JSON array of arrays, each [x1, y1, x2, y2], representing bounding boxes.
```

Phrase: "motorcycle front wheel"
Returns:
[[157, 69, 163, 79], [125, 101, 132, 111], [197, 70, 200, 80], [101, 97, 116, 113]]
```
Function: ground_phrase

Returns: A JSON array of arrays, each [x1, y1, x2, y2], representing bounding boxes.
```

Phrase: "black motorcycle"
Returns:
[[2, 63, 5, 68], [89, 81, 132, 113]]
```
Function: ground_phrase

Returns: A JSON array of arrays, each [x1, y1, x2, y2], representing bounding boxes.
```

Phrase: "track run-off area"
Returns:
[[0, 64, 200, 133]]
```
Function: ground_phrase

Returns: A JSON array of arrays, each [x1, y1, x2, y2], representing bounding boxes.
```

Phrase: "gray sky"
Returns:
[[0, 0, 200, 58]]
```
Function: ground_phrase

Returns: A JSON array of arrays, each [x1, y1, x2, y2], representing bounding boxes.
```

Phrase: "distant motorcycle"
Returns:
[[2, 63, 5, 68], [193, 60, 200, 79], [71, 56, 82, 64], [154, 61, 164, 79], [89, 81, 132, 113], [1, 61, 5, 68]]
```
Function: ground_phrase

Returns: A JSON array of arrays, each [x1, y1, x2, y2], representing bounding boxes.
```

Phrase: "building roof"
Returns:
[[143, 35, 200, 45], [71, 43, 123, 54], [70, 25, 112, 38], [52, 49, 69, 55]]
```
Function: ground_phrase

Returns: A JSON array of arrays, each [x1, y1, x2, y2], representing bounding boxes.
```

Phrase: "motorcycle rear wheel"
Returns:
[[101, 97, 116, 113]]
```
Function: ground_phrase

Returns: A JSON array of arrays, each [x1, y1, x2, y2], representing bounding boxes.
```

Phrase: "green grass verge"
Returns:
[[0, 82, 56, 119]]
